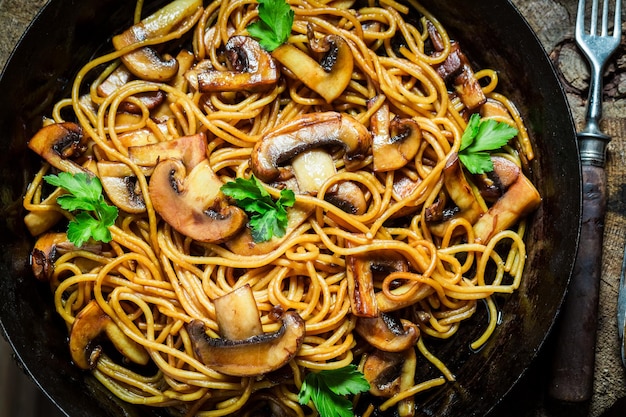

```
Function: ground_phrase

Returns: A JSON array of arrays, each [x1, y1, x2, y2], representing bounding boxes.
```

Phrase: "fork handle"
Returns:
[[548, 163, 607, 402]]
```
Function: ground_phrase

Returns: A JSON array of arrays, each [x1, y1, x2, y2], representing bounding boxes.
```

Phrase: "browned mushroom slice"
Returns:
[[28, 122, 88, 174], [24, 187, 65, 236], [213, 284, 263, 340], [355, 313, 419, 352], [187, 310, 305, 377], [271, 32, 353, 103], [96, 65, 166, 113], [149, 158, 246, 243], [31, 232, 73, 281], [363, 349, 404, 397], [190, 36, 278, 93], [324, 181, 367, 215], [432, 40, 486, 111], [472, 155, 521, 202], [112, 0, 202, 82], [128, 133, 207, 168], [69, 300, 149, 370], [370, 101, 421, 172], [251, 111, 371, 183], [291, 148, 367, 215], [473, 159, 541, 244], [428, 153, 485, 237], [479, 98, 515, 123], [226, 203, 313, 256], [31, 233, 106, 281], [346, 247, 409, 317], [97, 161, 148, 214], [389, 172, 422, 219]]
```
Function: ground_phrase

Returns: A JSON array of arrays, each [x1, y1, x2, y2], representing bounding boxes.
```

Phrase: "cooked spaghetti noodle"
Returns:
[[23, 0, 541, 415]]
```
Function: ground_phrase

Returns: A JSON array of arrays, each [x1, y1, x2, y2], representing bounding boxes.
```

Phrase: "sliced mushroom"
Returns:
[[355, 313, 419, 352], [432, 40, 486, 111], [364, 348, 417, 405], [479, 98, 515, 123], [251, 111, 371, 183], [187, 310, 305, 377], [149, 157, 246, 243], [473, 159, 541, 244], [31, 233, 73, 281], [291, 148, 367, 215], [346, 247, 409, 318], [324, 181, 367, 215], [69, 300, 149, 370], [226, 203, 313, 256], [97, 161, 149, 213], [472, 155, 521, 202], [28, 122, 88, 174], [190, 36, 279, 93], [97, 64, 166, 113], [129, 133, 207, 168], [112, 0, 202, 82], [363, 349, 404, 397], [213, 284, 263, 340], [389, 172, 422, 219], [369, 101, 421, 172], [271, 30, 353, 103], [428, 153, 485, 237], [24, 187, 65, 236]]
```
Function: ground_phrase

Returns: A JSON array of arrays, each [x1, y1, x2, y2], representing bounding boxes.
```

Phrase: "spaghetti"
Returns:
[[23, 0, 541, 415]]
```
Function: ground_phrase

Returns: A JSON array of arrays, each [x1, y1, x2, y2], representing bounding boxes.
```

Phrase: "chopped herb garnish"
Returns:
[[458, 113, 518, 174], [44, 172, 118, 247], [298, 365, 370, 417], [220, 175, 295, 243], [247, 0, 294, 51]]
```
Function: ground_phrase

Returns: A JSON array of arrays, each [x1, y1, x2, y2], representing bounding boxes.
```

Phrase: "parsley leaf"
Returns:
[[298, 365, 370, 417], [44, 172, 118, 247], [247, 0, 294, 51], [220, 175, 295, 243], [458, 113, 518, 174]]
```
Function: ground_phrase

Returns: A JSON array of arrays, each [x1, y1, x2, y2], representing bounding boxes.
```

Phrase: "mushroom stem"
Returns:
[[213, 285, 263, 340]]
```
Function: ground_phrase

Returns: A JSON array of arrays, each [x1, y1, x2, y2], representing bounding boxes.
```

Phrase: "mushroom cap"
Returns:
[[69, 300, 149, 370], [27, 122, 87, 174], [194, 35, 279, 92], [271, 34, 354, 103], [188, 311, 305, 377], [148, 158, 247, 243], [250, 111, 371, 183]]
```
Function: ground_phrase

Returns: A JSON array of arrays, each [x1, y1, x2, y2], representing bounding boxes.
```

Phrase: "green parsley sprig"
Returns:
[[458, 113, 518, 174], [44, 172, 118, 247], [247, 0, 294, 51], [298, 365, 370, 417], [220, 175, 295, 243]]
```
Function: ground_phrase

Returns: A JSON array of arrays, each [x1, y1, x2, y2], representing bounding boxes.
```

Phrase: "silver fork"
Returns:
[[576, 0, 621, 166], [549, 0, 622, 403]]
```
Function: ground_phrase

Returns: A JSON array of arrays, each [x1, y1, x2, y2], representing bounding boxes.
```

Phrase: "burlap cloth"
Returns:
[[0, 0, 624, 416]]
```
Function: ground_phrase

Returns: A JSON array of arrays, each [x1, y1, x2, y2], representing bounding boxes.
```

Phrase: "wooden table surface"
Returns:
[[0, 1, 624, 416]]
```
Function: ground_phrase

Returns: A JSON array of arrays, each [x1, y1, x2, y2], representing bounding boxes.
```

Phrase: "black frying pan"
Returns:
[[0, 1, 580, 416]]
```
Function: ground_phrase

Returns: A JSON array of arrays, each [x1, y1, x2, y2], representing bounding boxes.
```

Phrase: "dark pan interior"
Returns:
[[0, 0, 580, 416]]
